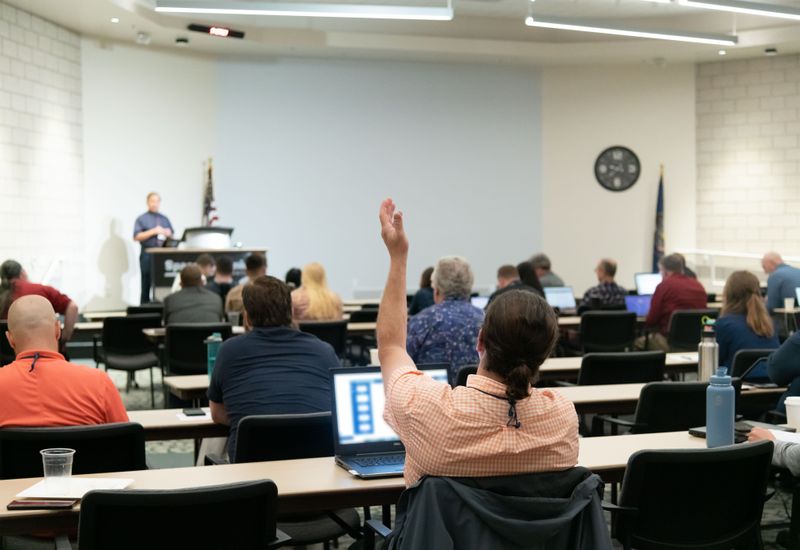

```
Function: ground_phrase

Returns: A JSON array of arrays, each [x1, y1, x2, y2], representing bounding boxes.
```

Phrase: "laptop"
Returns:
[[634, 272, 662, 296], [543, 286, 577, 314], [471, 296, 489, 310], [795, 287, 800, 306], [330, 365, 448, 478], [625, 294, 652, 317]]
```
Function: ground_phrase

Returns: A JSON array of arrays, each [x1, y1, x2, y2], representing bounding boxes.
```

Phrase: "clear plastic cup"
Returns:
[[785, 297, 796, 311], [40, 448, 75, 478]]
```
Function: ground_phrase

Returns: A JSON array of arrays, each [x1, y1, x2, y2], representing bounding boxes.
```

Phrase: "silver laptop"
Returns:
[[543, 286, 577, 313], [330, 365, 448, 478]]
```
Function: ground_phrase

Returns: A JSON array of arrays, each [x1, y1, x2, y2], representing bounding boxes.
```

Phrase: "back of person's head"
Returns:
[[245, 253, 267, 277], [497, 264, 519, 281], [6, 295, 58, 353], [301, 262, 340, 319], [432, 256, 473, 300], [516, 261, 544, 293], [1, 260, 23, 313], [722, 270, 773, 338], [597, 258, 617, 278], [530, 253, 551, 272], [762, 251, 783, 273], [196, 254, 216, 269], [420, 267, 434, 289], [242, 276, 292, 328], [659, 254, 683, 275], [180, 264, 203, 288], [285, 268, 302, 289], [481, 290, 558, 402], [215, 256, 233, 276]]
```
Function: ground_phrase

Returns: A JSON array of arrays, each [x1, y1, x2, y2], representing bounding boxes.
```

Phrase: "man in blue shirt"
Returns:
[[207, 275, 338, 461], [133, 192, 174, 304], [407, 255, 484, 381], [762, 251, 800, 314]]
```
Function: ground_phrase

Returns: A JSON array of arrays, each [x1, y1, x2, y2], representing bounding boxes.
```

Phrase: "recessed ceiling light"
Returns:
[[718, 49, 727, 55], [110, 17, 120, 23]]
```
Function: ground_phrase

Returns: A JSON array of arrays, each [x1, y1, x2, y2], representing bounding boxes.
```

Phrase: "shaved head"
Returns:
[[762, 252, 783, 274], [6, 295, 60, 354]]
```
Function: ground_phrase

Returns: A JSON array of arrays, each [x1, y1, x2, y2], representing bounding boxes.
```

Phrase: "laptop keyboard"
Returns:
[[351, 454, 405, 467]]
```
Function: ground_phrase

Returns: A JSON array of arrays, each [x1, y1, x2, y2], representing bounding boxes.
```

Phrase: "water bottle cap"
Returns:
[[710, 367, 731, 384]]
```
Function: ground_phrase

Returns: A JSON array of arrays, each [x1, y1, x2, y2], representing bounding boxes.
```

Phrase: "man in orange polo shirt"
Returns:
[[0, 295, 128, 426]]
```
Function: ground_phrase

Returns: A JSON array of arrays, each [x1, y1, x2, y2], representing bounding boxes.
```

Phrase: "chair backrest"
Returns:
[[577, 352, 665, 386], [298, 320, 348, 358], [454, 365, 478, 387], [580, 311, 637, 353], [0, 423, 146, 479], [616, 441, 773, 549], [126, 304, 164, 316], [632, 381, 741, 434], [77, 480, 282, 550], [102, 314, 162, 356], [731, 348, 774, 378], [667, 309, 719, 352], [0, 320, 14, 366], [164, 323, 233, 375], [235, 412, 334, 463], [349, 308, 378, 323]]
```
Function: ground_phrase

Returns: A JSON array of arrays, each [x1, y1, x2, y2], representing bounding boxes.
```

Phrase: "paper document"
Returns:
[[770, 430, 800, 444], [17, 477, 133, 499]]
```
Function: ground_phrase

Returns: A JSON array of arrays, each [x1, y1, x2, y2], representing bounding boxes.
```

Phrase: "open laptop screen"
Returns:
[[543, 287, 576, 309], [625, 294, 652, 317], [471, 296, 489, 310], [635, 273, 662, 295]]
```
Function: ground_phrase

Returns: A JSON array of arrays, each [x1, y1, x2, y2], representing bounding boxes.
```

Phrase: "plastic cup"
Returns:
[[785, 397, 800, 430], [785, 298, 795, 311], [369, 349, 379, 365], [40, 448, 75, 478]]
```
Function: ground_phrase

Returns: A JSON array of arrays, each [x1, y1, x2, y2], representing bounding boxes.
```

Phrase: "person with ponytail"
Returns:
[[376, 199, 578, 487], [715, 270, 779, 370], [291, 262, 343, 322]]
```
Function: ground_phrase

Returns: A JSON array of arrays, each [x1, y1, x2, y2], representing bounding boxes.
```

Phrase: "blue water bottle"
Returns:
[[706, 367, 734, 448], [205, 332, 223, 378]]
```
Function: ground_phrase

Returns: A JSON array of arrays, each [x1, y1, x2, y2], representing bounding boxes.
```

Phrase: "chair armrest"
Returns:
[[204, 454, 229, 466], [266, 528, 292, 550], [594, 415, 640, 429], [601, 502, 638, 517], [55, 534, 73, 550], [553, 381, 576, 387], [365, 518, 393, 539]]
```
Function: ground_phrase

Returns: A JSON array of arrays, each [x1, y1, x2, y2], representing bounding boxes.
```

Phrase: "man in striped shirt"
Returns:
[[376, 199, 579, 486]]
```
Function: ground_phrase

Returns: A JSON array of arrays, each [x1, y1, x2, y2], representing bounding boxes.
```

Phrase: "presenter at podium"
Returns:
[[133, 192, 173, 304]]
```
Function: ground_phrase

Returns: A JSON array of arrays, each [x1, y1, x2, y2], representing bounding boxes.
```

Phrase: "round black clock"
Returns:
[[594, 146, 640, 192]]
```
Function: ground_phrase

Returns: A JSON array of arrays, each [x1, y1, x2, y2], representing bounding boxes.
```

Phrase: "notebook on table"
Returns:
[[330, 365, 447, 478]]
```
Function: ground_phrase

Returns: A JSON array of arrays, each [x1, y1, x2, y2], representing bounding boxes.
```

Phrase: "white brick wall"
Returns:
[[0, 2, 82, 296], [697, 55, 800, 256]]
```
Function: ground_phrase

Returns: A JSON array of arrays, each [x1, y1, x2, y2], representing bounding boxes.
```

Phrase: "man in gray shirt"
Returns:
[[163, 265, 224, 324], [531, 253, 565, 288]]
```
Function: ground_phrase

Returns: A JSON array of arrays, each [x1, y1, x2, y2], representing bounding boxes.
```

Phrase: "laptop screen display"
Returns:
[[635, 273, 662, 295], [471, 296, 489, 310], [543, 287, 576, 309], [625, 294, 652, 317]]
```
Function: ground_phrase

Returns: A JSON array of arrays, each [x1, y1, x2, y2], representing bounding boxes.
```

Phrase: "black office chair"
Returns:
[[0, 320, 14, 366], [209, 413, 361, 548], [0, 423, 146, 479], [74, 481, 290, 550], [593, 381, 742, 436], [126, 304, 164, 316], [580, 311, 637, 353], [299, 320, 348, 359], [163, 323, 233, 376], [454, 365, 478, 387], [607, 441, 773, 550], [349, 308, 378, 323], [577, 352, 665, 386], [93, 314, 162, 408], [731, 348, 775, 379], [666, 309, 718, 352]]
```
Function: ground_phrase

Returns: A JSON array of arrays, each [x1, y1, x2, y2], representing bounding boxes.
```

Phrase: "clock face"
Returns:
[[594, 146, 640, 192]]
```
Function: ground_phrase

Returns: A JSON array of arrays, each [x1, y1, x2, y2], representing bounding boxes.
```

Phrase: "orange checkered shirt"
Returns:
[[384, 367, 579, 486]]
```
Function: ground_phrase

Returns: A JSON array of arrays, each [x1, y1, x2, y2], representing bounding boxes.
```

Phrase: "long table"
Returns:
[[537, 352, 699, 382], [0, 431, 707, 535]]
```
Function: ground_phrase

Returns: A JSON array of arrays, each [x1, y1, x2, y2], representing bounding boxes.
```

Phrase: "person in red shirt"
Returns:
[[0, 259, 78, 343], [636, 253, 707, 351], [0, 295, 128, 427]]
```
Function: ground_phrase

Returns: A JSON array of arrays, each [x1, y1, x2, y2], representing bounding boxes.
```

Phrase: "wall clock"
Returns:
[[594, 146, 640, 192]]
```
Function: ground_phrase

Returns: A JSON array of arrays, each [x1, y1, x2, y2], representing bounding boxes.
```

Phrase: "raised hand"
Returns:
[[379, 198, 409, 258]]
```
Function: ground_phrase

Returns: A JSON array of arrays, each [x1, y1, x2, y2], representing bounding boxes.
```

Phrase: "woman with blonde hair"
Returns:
[[715, 270, 779, 371], [291, 262, 343, 321]]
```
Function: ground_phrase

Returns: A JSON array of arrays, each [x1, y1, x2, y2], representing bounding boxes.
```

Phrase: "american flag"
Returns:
[[652, 165, 665, 272], [203, 158, 218, 226]]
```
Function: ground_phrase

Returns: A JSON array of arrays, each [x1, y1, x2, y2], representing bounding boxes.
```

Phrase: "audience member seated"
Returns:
[[636, 254, 707, 352], [531, 253, 565, 288], [674, 252, 697, 279], [163, 265, 224, 324], [226, 252, 267, 313], [0, 295, 128, 426], [171, 253, 216, 293], [488, 263, 540, 306], [762, 251, 800, 314], [408, 266, 434, 315], [762, 330, 800, 413], [407, 256, 484, 381], [516, 261, 546, 297], [284, 267, 302, 290], [206, 255, 235, 303], [0, 260, 78, 344], [208, 276, 338, 461], [377, 199, 578, 486], [715, 271, 778, 370], [577, 258, 626, 313], [291, 262, 344, 321]]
